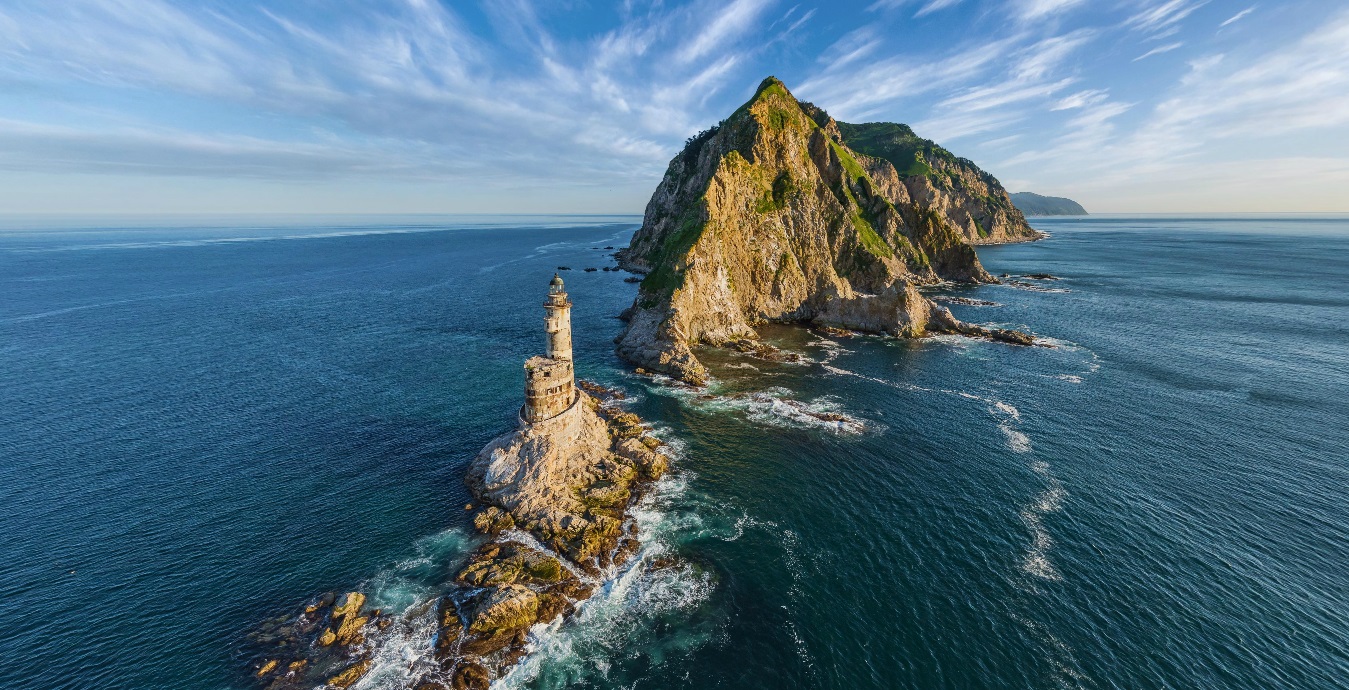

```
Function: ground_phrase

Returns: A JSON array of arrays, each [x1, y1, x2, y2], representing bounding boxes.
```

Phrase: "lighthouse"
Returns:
[[522, 275, 577, 423], [544, 273, 573, 361]]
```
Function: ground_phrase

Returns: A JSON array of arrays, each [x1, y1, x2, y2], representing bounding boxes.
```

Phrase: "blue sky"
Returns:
[[0, 0, 1346, 213]]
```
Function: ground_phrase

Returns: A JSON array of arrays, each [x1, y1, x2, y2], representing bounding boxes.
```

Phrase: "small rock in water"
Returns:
[[650, 556, 680, 570], [624, 276, 641, 283], [452, 662, 490, 690], [584, 267, 598, 272], [1024, 273, 1059, 280], [256, 659, 278, 677], [557, 266, 571, 270], [326, 660, 372, 689], [935, 296, 1000, 307]]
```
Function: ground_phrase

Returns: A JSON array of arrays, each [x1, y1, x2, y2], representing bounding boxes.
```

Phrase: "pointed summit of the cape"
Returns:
[[613, 77, 1040, 384]]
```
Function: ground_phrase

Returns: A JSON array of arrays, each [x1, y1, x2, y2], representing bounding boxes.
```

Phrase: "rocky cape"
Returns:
[[247, 382, 669, 690], [615, 77, 1040, 385], [1009, 192, 1088, 216]]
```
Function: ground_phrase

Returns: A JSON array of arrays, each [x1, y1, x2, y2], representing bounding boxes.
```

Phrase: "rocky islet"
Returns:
[[247, 280, 671, 690], [613, 77, 1040, 385]]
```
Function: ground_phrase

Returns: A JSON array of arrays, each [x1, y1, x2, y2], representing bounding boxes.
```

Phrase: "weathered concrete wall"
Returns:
[[523, 356, 574, 423]]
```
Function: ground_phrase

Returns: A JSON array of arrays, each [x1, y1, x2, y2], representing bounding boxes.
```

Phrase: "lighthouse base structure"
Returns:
[[522, 355, 575, 423]]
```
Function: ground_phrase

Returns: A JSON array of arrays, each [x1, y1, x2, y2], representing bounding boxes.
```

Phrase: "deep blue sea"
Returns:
[[2, 214, 1346, 689]]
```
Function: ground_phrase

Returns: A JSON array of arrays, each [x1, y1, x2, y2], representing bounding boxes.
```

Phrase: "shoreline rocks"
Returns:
[[431, 382, 669, 687], [246, 382, 669, 690], [245, 591, 387, 690], [932, 296, 1001, 307]]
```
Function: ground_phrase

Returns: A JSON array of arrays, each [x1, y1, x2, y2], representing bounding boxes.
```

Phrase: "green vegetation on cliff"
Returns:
[[836, 121, 948, 178], [614, 76, 1036, 384]]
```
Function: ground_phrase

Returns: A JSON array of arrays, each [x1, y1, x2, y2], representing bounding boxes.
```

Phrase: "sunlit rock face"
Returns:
[[614, 77, 1040, 384]]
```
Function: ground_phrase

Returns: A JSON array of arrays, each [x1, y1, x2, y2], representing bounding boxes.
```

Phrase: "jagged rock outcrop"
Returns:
[[424, 383, 667, 687], [466, 389, 655, 571], [246, 590, 389, 690], [615, 77, 1036, 384], [247, 383, 669, 690], [833, 121, 1044, 245]]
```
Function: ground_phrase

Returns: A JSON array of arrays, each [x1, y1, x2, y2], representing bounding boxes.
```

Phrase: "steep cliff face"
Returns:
[[834, 121, 1043, 245], [615, 77, 1033, 384]]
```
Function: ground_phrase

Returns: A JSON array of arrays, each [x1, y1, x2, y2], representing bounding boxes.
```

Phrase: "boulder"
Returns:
[[468, 585, 539, 634], [326, 660, 372, 689], [471, 506, 514, 535], [452, 661, 490, 690], [614, 438, 669, 480], [334, 613, 368, 645], [332, 592, 365, 620], [256, 659, 279, 677]]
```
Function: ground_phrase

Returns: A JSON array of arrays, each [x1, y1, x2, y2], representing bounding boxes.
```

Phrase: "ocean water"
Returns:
[[1, 214, 1346, 689]]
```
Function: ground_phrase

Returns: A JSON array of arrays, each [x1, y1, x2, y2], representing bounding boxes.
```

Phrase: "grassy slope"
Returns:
[[835, 121, 949, 178]]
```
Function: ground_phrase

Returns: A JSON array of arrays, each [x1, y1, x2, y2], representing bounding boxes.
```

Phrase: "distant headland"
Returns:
[[1010, 192, 1088, 216]]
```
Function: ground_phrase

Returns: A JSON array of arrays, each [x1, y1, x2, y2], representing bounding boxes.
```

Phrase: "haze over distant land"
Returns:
[[0, 1, 1347, 214], [1010, 193, 1088, 216]]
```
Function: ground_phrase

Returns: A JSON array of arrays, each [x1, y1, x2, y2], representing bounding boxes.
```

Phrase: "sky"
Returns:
[[0, 0, 1347, 214]]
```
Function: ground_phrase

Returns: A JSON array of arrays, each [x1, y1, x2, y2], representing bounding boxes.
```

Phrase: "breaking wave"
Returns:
[[693, 386, 869, 434], [495, 470, 723, 689], [340, 464, 723, 690]]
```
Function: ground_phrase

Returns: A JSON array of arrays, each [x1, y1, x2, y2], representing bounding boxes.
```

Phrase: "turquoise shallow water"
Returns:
[[1, 214, 1346, 689]]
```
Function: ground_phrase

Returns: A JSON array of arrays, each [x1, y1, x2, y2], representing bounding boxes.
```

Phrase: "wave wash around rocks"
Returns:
[[246, 279, 671, 690], [615, 77, 1042, 385]]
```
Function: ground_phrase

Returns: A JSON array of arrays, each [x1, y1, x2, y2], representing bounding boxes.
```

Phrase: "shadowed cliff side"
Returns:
[[615, 77, 1034, 384]]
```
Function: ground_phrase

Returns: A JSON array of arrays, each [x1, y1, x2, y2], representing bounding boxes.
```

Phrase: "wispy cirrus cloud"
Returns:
[[795, 39, 1014, 121], [0, 0, 782, 190], [0, 0, 1343, 213], [1146, 11, 1349, 141], [993, 8, 1349, 210], [915, 0, 966, 18], [675, 0, 775, 64], [912, 30, 1093, 140], [1219, 7, 1255, 28], [1126, 0, 1208, 38], [1014, 0, 1086, 22], [1051, 89, 1109, 110], [1134, 42, 1184, 61]]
